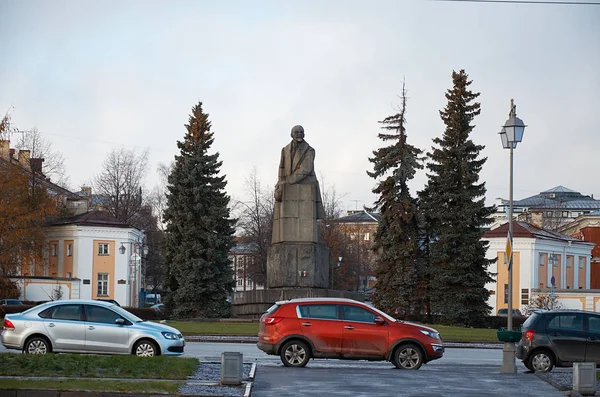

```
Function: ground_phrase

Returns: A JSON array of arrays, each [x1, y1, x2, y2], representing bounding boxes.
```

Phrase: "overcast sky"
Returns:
[[1, 0, 599, 213]]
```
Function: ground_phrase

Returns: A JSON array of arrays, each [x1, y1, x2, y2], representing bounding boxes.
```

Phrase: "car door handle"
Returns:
[[344, 326, 355, 330], [301, 322, 312, 327], [48, 323, 55, 328], [550, 332, 561, 336], [88, 326, 95, 330], [589, 337, 599, 341]]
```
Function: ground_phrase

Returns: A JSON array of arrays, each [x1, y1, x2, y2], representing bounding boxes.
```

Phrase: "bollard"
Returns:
[[221, 351, 243, 385], [573, 362, 596, 396]]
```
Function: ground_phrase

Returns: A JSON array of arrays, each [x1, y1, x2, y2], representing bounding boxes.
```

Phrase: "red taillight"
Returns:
[[522, 330, 535, 341], [263, 316, 284, 325], [3, 319, 15, 330]]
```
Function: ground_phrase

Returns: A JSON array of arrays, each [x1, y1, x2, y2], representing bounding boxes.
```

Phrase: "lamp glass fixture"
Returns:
[[503, 116, 526, 143], [119, 243, 126, 255]]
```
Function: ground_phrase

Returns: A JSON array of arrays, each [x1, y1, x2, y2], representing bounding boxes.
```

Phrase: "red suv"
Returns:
[[257, 297, 444, 369]]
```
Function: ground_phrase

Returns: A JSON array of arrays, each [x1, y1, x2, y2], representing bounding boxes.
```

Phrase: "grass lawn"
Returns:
[[164, 320, 501, 343], [0, 379, 183, 394], [0, 354, 198, 379]]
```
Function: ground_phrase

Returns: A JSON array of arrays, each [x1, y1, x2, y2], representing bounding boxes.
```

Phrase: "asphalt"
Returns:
[[0, 339, 594, 397]]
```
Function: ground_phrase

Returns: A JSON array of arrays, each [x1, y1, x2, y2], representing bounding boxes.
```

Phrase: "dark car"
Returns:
[[497, 308, 523, 317], [0, 299, 23, 306], [516, 309, 600, 372]]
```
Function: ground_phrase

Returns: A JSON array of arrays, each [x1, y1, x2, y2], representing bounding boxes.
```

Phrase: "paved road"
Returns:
[[0, 341, 568, 396]]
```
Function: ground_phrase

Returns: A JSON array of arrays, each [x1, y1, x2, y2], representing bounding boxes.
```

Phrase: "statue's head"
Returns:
[[291, 125, 305, 142]]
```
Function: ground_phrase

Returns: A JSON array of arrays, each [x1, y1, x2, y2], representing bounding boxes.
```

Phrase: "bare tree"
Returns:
[[147, 162, 172, 231], [233, 167, 274, 286], [92, 147, 149, 227], [14, 127, 69, 188], [318, 175, 353, 290]]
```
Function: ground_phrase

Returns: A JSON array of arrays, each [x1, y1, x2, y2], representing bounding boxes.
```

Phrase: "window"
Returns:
[[39, 304, 81, 321], [237, 279, 243, 286], [539, 253, 546, 267], [589, 315, 600, 334], [85, 305, 122, 324], [579, 257, 585, 269], [51, 244, 57, 256], [342, 305, 376, 323], [567, 256, 574, 268], [67, 244, 72, 257], [548, 314, 583, 332], [97, 273, 109, 296], [363, 232, 370, 241], [98, 243, 109, 256], [521, 289, 529, 306], [504, 284, 509, 304], [298, 304, 339, 320]]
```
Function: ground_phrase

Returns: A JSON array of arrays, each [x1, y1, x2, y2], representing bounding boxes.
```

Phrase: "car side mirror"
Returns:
[[115, 318, 126, 326], [374, 316, 385, 325]]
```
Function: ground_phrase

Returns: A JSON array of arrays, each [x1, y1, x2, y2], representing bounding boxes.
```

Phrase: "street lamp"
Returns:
[[332, 256, 342, 289], [119, 236, 149, 307], [499, 99, 526, 374]]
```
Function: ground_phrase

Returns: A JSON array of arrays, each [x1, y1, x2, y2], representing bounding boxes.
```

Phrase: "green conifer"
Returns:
[[163, 102, 235, 318]]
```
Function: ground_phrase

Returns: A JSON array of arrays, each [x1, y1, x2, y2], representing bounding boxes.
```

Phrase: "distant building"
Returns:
[[229, 241, 264, 292], [491, 186, 600, 231], [335, 210, 379, 292], [558, 211, 600, 288]]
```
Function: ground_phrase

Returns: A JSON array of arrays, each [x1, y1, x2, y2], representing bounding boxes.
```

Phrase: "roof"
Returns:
[[277, 297, 365, 304], [500, 186, 600, 210], [484, 221, 585, 243], [336, 210, 380, 223], [47, 210, 132, 228], [230, 242, 259, 254]]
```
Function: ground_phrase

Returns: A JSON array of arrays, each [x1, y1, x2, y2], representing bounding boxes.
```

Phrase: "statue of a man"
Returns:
[[272, 125, 325, 244]]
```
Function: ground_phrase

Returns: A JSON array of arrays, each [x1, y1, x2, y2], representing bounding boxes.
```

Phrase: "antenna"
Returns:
[[351, 200, 361, 210]]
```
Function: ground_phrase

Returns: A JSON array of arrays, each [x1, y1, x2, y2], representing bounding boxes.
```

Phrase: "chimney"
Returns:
[[81, 186, 92, 196], [30, 158, 44, 174], [18, 150, 31, 170], [531, 211, 544, 229], [0, 140, 9, 160]]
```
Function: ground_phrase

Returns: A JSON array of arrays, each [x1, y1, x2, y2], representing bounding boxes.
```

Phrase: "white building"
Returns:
[[484, 221, 595, 313], [13, 211, 145, 307]]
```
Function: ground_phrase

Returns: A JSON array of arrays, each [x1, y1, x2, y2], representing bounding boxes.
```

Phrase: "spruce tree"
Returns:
[[367, 84, 424, 315], [163, 102, 235, 318], [419, 70, 495, 326]]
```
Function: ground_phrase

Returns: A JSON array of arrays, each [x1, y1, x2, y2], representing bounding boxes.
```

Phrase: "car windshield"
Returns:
[[109, 304, 144, 322], [365, 304, 398, 323], [522, 312, 540, 329]]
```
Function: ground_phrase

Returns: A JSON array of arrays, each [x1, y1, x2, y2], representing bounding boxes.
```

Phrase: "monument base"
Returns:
[[267, 242, 329, 288], [231, 288, 365, 318]]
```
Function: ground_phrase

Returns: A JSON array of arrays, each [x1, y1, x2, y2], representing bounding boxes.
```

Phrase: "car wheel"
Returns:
[[134, 340, 159, 357], [528, 350, 554, 372], [24, 336, 51, 354], [280, 340, 310, 367], [393, 343, 424, 370]]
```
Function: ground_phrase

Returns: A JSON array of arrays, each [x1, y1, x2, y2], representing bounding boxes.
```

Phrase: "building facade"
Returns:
[[483, 222, 595, 313]]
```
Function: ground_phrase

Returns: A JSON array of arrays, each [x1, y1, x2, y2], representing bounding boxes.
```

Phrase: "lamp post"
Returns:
[[499, 99, 526, 374], [332, 256, 342, 289], [119, 236, 148, 308]]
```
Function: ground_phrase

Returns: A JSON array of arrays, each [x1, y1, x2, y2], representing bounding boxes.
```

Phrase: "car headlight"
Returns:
[[420, 330, 440, 339], [161, 332, 179, 340]]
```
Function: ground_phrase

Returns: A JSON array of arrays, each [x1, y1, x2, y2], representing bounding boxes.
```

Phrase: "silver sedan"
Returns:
[[1, 299, 185, 356]]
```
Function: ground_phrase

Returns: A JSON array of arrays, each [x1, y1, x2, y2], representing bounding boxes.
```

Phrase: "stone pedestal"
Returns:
[[231, 288, 365, 318], [500, 342, 517, 374], [267, 242, 329, 289]]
